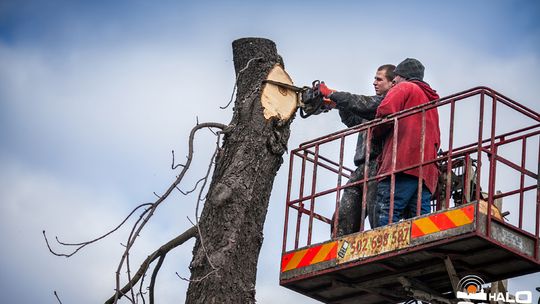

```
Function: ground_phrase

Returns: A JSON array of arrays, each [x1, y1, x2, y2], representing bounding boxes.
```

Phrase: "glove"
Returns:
[[318, 82, 335, 97]]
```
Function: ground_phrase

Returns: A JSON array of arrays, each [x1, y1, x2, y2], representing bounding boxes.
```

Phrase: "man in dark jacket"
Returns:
[[374, 58, 440, 227], [319, 64, 395, 236]]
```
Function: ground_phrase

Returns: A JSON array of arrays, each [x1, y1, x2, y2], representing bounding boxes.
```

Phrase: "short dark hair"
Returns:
[[378, 64, 396, 82]]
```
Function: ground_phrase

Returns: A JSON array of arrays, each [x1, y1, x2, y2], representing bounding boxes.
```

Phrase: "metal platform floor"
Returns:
[[280, 202, 540, 304]]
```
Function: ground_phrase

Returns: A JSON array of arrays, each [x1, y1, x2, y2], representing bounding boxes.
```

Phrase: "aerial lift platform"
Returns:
[[280, 87, 540, 303]]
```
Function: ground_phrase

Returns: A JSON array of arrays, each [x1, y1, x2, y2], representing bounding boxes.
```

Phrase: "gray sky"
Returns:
[[1, 0, 539, 303]]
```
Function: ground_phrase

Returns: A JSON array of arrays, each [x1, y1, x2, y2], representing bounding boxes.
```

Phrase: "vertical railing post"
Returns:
[[446, 100, 456, 209], [295, 150, 308, 249], [307, 145, 320, 245], [486, 91, 498, 238], [476, 91, 485, 230], [519, 138, 527, 229], [463, 153, 472, 204], [333, 136, 346, 238], [283, 151, 295, 253], [389, 118, 399, 224], [361, 127, 372, 232], [417, 110, 426, 216], [536, 139, 540, 261]]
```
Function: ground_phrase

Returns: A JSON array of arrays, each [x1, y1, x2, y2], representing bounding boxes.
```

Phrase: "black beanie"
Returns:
[[394, 58, 424, 81]]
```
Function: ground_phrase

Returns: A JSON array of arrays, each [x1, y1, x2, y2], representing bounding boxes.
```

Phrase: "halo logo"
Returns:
[[456, 274, 532, 304], [456, 275, 488, 301]]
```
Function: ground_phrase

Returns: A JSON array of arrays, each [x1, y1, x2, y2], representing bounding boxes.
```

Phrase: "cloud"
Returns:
[[1, 1, 539, 303], [0, 156, 205, 303], [0, 159, 127, 303]]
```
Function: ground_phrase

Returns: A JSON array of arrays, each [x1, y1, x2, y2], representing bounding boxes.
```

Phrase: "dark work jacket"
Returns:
[[329, 91, 383, 166]]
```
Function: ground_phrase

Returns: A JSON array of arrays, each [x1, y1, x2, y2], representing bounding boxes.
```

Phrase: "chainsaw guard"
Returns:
[[300, 86, 333, 118]]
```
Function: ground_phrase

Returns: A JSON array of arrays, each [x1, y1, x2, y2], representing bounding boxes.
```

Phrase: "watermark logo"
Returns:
[[456, 275, 488, 301], [456, 274, 533, 304]]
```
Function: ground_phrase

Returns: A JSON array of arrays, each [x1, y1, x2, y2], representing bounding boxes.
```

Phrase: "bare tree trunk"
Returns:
[[186, 38, 293, 303]]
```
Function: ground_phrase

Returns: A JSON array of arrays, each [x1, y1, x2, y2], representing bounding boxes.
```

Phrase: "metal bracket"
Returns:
[[398, 276, 457, 304], [444, 256, 460, 294]]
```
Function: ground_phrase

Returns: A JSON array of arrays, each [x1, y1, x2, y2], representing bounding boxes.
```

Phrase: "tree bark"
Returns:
[[186, 38, 294, 303]]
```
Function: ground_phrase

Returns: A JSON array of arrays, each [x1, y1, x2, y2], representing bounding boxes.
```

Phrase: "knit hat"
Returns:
[[394, 58, 424, 81]]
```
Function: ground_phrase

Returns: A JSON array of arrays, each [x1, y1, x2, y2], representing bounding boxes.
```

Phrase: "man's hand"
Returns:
[[318, 82, 335, 97]]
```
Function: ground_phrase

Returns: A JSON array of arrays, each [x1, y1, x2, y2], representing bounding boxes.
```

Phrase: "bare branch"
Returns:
[[175, 177, 206, 196], [149, 253, 166, 304], [168, 135, 223, 285], [122, 294, 135, 304], [170, 150, 185, 170], [207, 127, 217, 136], [114, 202, 153, 303], [125, 250, 136, 303], [194, 133, 221, 272], [54, 291, 63, 304], [105, 226, 197, 304], [220, 56, 262, 109], [46, 121, 226, 304], [176, 268, 218, 283], [110, 122, 226, 304], [138, 273, 147, 304], [43, 203, 153, 257]]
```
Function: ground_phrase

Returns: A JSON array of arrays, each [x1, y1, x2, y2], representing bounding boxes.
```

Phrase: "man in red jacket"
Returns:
[[373, 58, 440, 227]]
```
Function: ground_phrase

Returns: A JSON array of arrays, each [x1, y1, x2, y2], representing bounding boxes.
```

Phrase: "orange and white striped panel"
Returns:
[[281, 241, 337, 272], [411, 204, 475, 238]]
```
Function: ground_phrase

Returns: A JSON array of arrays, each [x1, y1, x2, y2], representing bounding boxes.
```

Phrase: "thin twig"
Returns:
[[207, 127, 217, 136], [54, 291, 63, 304], [176, 268, 218, 283], [220, 57, 262, 109], [175, 177, 206, 196], [194, 133, 221, 271], [171, 150, 185, 170], [172, 134, 223, 283], [149, 253, 166, 304], [104, 226, 197, 304], [46, 121, 226, 304], [138, 273, 147, 304], [110, 122, 226, 304], [43, 203, 153, 257], [125, 250, 136, 304], [122, 294, 135, 304], [113, 205, 153, 303]]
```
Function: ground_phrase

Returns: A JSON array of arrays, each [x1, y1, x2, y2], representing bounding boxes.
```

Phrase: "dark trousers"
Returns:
[[373, 173, 431, 228], [335, 160, 378, 237]]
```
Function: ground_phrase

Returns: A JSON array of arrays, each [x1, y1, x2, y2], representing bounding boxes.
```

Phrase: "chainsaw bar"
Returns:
[[262, 80, 307, 93]]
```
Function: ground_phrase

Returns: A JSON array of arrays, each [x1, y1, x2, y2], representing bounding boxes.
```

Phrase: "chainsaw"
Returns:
[[262, 79, 336, 118]]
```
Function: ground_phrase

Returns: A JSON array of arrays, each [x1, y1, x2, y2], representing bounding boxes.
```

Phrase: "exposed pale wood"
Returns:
[[478, 199, 503, 219], [261, 64, 298, 121]]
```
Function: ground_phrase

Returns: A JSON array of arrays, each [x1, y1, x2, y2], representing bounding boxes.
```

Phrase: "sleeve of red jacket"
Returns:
[[375, 84, 408, 118], [373, 85, 408, 138]]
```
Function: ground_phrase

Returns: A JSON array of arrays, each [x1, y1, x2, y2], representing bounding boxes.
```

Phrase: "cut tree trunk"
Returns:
[[186, 38, 296, 303]]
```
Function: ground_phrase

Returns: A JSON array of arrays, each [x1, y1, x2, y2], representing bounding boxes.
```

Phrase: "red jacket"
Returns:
[[375, 81, 440, 194]]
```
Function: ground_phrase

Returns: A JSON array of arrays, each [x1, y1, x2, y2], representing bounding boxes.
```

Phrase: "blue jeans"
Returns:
[[374, 174, 432, 228]]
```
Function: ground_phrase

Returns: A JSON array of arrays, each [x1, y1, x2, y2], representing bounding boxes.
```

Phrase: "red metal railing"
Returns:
[[282, 87, 540, 261]]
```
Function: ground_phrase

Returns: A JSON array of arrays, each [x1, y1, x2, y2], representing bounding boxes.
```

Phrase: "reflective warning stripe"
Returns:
[[411, 204, 475, 238], [281, 241, 337, 272]]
